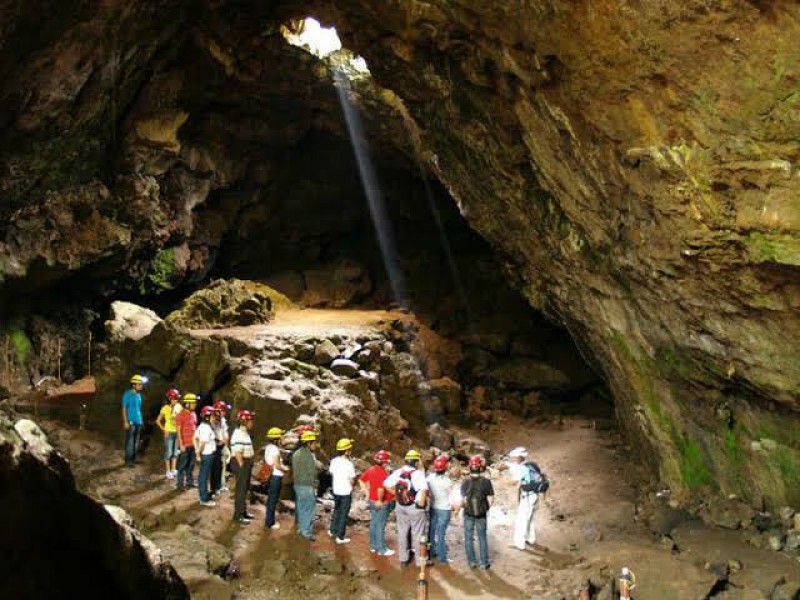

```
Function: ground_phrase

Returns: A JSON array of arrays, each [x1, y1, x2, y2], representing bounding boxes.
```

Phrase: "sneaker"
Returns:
[[269, 523, 281, 530], [469, 563, 478, 569], [235, 517, 251, 524], [479, 564, 491, 570], [244, 513, 256, 519], [165, 472, 174, 480], [439, 558, 454, 565], [171, 469, 178, 478], [200, 500, 217, 507], [378, 549, 395, 557], [219, 486, 230, 493], [370, 548, 377, 554], [335, 537, 351, 545]]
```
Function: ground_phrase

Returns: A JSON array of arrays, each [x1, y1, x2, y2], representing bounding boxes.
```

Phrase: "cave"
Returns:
[[1, 2, 799, 598]]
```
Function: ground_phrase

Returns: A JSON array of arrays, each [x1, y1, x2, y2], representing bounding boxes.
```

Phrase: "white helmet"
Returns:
[[508, 446, 528, 459]]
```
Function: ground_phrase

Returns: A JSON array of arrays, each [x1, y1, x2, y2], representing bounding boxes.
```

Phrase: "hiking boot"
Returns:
[[335, 537, 351, 545]]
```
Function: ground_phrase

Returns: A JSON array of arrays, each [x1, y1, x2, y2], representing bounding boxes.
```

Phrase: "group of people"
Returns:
[[121, 375, 545, 569]]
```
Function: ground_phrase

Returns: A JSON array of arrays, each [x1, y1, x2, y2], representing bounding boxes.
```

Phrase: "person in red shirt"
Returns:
[[358, 449, 396, 556], [175, 393, 198, 491]]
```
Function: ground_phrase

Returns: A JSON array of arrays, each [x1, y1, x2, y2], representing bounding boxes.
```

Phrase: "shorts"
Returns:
[[163, 432, 178, 460]]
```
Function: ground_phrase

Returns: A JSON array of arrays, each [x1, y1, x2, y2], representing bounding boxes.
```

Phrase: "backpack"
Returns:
[[463, 478, 490, 518], [520, 461, 549, 494], [395, 470, 417, 506]]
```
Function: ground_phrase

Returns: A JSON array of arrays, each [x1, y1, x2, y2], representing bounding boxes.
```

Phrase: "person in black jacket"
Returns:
[[459, 455, 493, 569]]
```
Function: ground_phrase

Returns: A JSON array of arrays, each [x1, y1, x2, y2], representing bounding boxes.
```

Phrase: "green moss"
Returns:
[[9, 329, 32, 366], [724, 428, 744, 465], [656, 346, 691, 378], [142, 247, 178, 293], [678, 435, 713, 490], [745, 233, 800, 266]]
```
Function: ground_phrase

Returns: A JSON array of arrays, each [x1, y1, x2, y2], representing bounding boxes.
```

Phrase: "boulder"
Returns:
[[313, 339, 339, 365], [165, 279, 290, 329], [330, 358, 360, 377], [429, 377, 461, 414], [301, 259, 372, 307], [428, 422, 455, 451], [105, 301, 162, 342], [785, 529, 800, 551]]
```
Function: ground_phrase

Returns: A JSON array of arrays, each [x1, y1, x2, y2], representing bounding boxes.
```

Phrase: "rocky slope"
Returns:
[[0, 0, 798, 509], [0, 407, 188, 598]]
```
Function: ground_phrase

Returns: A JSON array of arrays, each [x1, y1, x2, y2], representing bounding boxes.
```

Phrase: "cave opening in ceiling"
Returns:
[[280, 16, 370, 76]]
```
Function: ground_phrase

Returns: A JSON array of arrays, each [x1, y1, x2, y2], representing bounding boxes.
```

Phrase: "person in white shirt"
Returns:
[[230, 409, 256, 524], [384, 449, 429, 566], [328, 438, 357, 544], [211, 401, 231, 495], [426, 454, 456, 564], [507, 446, 538, 549], [263, 427, 290, 530], [194, 406, 218, 506]]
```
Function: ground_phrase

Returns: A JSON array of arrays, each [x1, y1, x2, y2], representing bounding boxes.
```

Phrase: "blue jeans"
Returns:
[[368, 500, 394, 552], [124, 425, 141, 464], [330, 493, 352, 539], [464, 515, 489, 567], [429, 508, 452, 562], [294, 484, 316, 538], [198, 453, 214, 502], [265, 475, 283, 527], [163, 433, 178, 461], [176, 447, 195, 488]]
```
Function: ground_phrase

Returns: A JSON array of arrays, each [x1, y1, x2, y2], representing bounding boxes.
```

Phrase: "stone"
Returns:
[[785, 529, 800, 551], [778, 506, 795, 522], [313, 339, 340, 365], [105, 301, 162, 342], [768, 533, 786, 551], [795, 513, 800, 531], [427, 423, 455, 451], [330, 358, 359, 377], [429, 377, 462, 414]]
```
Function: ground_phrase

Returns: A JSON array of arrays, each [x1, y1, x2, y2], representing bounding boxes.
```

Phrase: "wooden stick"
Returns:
[[87, 331, 92, 376], [57, 338, 61, 382]]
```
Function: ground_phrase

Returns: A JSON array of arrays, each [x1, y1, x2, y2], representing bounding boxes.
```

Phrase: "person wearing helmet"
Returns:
[[506, 446, 540, 550], [231, 409, 257, 524], [175, 393, 198, 491], [194, 406, 219, 506], [122, 374, 148, 467], [263, 427, 290, 530], [459, 455, 494, 569], [291, 428, 320, 540], [426, 454, 456, 564], [384, 449, 429, 567], [328, 438, 356, 544], [210, 401, 231, 496], [156, 388, 181, 480], [358, 450, 396, 556]]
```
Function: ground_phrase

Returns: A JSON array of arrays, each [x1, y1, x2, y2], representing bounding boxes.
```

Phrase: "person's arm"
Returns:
[[486, 480, 494, 508], [156, 408, 166, 433], [122, 403, 129, 430], [193, 427, 202, 456]]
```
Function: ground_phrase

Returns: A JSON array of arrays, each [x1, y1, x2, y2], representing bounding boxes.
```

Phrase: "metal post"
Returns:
[[417, 534, 428, 600]]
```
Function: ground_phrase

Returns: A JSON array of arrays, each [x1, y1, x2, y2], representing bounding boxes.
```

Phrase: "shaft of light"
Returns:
[[333, 69, 408, 308]]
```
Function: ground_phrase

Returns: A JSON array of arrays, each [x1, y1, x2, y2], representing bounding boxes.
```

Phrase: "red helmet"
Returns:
[[165, 388, 181, 401], [200, 406, 215, 418], [295, 424, 316, 434], [373, 450, 391, 464], [213, 401, 231, 414], [468, 455, 485, 471], [237, 409, 255, 421], [433, 455, 449, 473]]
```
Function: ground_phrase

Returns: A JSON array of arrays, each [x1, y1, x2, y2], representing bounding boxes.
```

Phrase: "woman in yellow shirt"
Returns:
[[157, 388, 181, 480]]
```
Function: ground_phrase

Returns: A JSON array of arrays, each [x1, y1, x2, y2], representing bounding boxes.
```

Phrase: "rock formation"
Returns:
[[0, 0, 797, 509], [0, 409, 188, 598]]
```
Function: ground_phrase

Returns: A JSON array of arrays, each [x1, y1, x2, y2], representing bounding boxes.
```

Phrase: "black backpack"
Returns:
[[520, 461, 549, 494], [395, 471, 417, 506], [463, 479, 490, 518]]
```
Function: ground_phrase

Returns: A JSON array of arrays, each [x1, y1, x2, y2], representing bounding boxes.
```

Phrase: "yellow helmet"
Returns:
[[404, 449, 421, 462], [300, 430, 318, 443], [267, 427, 284, 439], [336, 438, 353, 452], [182, 393, 198, 404], [130, 374, 148, 385]]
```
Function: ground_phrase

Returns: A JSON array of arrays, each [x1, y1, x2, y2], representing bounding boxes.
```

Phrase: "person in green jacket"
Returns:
[[292, 429, 319, 540]]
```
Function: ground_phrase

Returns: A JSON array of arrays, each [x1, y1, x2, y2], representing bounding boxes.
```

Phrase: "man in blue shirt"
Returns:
[[122, 374, 147, 467]]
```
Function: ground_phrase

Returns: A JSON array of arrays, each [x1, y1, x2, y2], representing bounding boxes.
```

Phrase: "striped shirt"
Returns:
[[230, 427, 254, 459]]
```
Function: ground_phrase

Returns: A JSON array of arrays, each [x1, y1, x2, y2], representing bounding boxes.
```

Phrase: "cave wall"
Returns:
[[0, 1, 798, 506]]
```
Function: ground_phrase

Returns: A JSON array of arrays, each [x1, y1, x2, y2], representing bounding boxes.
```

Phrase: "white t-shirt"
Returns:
[[329, 455, 357, 496], [508, 461, 525, 483], [214, 417, 229, 444], [264, 444, 284, 477], [230, 427, 254, 459], [194, 422, 216, 456], [426, 472, 455, 511], [384, 465, 429, 493]]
